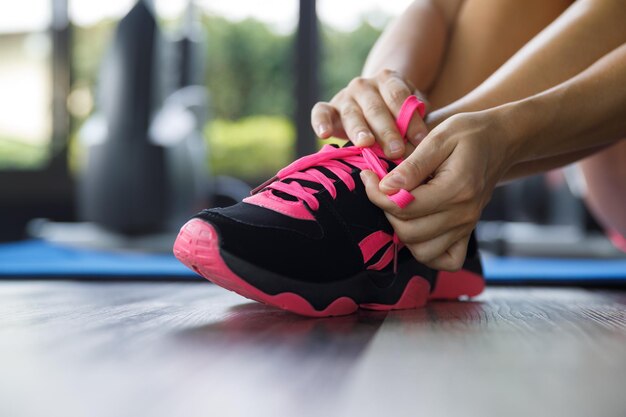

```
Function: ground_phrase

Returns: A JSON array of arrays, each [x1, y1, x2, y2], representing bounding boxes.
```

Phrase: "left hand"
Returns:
[[360, 111, 517, 271]]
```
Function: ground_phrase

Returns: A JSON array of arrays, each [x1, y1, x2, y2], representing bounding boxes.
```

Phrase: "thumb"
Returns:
[[379, 137, 450, 194]]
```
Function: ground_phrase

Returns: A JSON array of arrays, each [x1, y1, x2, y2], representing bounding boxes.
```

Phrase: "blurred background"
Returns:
[[0, 0, 622, 259]]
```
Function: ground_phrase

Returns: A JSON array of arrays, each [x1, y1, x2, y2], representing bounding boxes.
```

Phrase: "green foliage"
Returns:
[[320, 23, 382, 101], [69, 15, 384, 179], [201, 16, 382, 119], [203, 17, 295, 120], [0, 138, 48, 169], [206, 116, 295, 179]]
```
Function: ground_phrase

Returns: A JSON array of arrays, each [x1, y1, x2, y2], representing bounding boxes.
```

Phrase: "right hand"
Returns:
[[311, 69, 430, 159]]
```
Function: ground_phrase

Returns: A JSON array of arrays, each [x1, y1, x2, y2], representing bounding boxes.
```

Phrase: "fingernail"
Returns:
[[359, 171, 370, 186], [356, 131, 370, 145], [317, 123, 330, 136], [389, 140, 403, 155], [380, 171, 405, 189], [412, 132, 426, 144]]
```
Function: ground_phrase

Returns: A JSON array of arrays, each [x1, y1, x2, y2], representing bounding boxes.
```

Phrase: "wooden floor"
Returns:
[[0, 282, 624, 417]]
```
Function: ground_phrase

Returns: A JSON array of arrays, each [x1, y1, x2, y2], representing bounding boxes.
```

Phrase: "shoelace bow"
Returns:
[[251, 96, 426, 273]]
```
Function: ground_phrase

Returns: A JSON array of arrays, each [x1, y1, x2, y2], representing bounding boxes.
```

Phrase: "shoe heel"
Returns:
[[428, 269, 485, 300]]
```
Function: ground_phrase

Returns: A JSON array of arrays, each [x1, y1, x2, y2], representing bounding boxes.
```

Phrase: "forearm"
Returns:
[[501, 146, 607, 182], [362, 0, 463, 92], [494, 43, 626, 176], [428, 0, 626, 125]]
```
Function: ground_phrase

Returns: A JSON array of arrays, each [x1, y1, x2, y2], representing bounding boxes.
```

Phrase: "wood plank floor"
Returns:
[[0, 282, 624, 417]]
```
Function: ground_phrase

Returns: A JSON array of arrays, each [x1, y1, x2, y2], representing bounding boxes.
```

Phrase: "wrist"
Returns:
[[481, 101, 535, 166]]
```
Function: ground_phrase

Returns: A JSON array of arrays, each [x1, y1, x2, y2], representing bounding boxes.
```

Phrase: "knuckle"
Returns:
[[312, 101, 329, 115], [381, 127, 400, 141], [403, 157, 425, 178], [388, 85, 408, 105], [382, 83, 410, 107], [339, 104, 360, 119], [364, 100, 386, 115], [349, 76, 370, 90], [379, 68, 396, 79], [460, 208, 478, 226], [455, 178, 478, 202]]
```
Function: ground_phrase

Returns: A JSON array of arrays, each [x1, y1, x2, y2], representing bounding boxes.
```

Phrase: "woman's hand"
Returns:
[[311, 69, 430, 159], [360, 111, 517, 271]]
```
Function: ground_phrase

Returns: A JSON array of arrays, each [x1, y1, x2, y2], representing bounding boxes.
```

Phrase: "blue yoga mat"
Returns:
[[0, 240, 193, 280], [0, 240, 625, 284]]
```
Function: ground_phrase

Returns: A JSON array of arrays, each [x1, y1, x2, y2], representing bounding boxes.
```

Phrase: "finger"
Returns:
[[387, 209, 470, 244], [362, 167, 471, 271], [407, 226, 469, 266], [311, 102, 344, 139], [412, 90, 431, 113], [361, 169, 444, 219], [360, 170, 404, 213], [405, 116, 429, 147], [379, 134, 452, 194], [378, 75, 428, 146], [424, 236, 470, 272], [352, 90, 405, 159], [335, 98, 376, 147]]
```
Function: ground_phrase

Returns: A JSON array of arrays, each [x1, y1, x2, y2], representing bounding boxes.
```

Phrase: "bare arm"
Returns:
[[361, 23, 626, 271], [311, 0, 464, 158], [423, 0, 626, 180], [363, 0, 463, 92], [497, 43, 626, 178]]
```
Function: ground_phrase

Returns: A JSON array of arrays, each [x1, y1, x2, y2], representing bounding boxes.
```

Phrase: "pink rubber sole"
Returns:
[[429, 269, 485, 300], [173, 219, 431, 317]]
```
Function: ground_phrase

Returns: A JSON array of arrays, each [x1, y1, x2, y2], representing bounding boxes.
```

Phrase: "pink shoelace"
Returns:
[[251, 95, 426, 272]]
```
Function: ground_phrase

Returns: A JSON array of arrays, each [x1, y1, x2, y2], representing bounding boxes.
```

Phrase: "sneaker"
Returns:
[[173, 96, 484, 317]]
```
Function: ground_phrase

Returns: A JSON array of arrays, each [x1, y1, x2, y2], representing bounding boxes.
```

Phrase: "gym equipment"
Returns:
[[78, 0, 248, 236]]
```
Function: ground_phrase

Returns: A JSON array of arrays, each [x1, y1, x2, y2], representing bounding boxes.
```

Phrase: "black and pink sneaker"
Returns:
[[173, 97, 484, 317]]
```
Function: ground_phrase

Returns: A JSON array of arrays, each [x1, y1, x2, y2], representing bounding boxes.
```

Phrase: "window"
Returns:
[[0, 1, 53, 170]]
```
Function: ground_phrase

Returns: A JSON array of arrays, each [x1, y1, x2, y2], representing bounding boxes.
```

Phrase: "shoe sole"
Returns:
[[430, 269, 485, 300], [174, 219, 436, 317]]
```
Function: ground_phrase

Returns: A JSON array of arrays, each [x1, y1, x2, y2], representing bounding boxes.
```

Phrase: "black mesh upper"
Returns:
[[195, 169, 397, 283]]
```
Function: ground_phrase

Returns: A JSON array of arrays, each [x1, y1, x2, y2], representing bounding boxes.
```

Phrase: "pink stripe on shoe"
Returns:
[[367, 244, 395, 271], [359, 230, 393, 263]]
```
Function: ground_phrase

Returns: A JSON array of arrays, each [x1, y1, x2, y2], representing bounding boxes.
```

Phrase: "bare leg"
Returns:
[[428, 0, 572, 108], [579, 140, 626, 237]]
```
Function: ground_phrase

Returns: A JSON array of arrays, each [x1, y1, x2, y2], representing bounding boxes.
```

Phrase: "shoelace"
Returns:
[[251, 95, 426, 272]]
